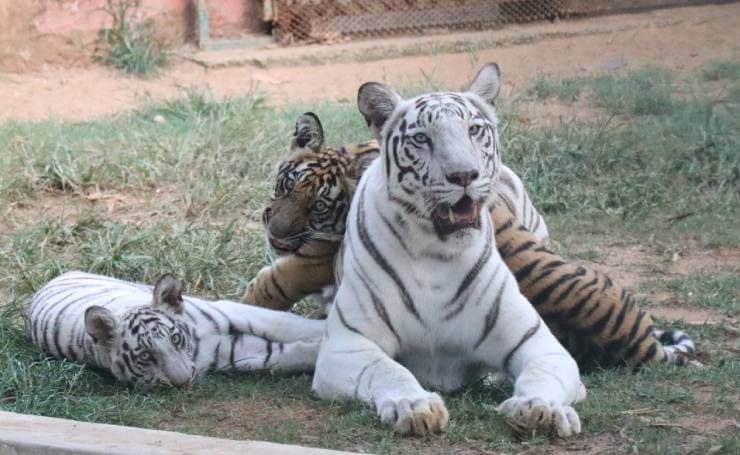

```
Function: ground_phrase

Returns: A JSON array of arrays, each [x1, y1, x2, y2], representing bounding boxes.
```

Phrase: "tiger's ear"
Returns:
[[85, 306, 117, 346], [467, 63, 501, 105], [291, 112, 325, 153], [152, 273, 185, 314], [357, 82, 402, 139], [346, 149, 380, 182]]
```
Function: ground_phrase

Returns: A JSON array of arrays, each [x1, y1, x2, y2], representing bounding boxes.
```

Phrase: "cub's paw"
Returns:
[[378, 392, 449, 436], [496, 397, 581, 437]]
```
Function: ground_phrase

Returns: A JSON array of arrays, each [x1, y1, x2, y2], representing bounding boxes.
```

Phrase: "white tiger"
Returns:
[[28, 271, 323, 388], [312, 63, 586, 436]]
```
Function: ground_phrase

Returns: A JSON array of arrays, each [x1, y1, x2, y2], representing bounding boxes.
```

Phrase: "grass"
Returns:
[[96, 0, 169, 76], [0, 63, 738, 453]]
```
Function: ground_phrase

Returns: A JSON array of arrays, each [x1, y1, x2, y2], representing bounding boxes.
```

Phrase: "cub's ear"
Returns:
[[357, 82, 402, 139], [346, 148, 380, 182], [467, 63, 501, 105], [291, 112, 325, 153], [152, 273, 185, 314], [85, 306, 117, 346]]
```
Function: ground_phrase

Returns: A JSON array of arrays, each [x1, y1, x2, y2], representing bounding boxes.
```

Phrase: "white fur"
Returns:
[[312, 75, 585, 437]]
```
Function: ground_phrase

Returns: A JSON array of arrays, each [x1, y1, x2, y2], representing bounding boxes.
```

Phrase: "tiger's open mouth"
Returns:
[[432, 195, 481, 237]]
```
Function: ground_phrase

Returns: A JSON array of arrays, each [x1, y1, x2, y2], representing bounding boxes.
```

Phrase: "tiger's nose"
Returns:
[[445, 170, 479, 187]]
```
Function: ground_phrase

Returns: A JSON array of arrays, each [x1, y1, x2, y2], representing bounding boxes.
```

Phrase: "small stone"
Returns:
[[153, 114, 166, 124]]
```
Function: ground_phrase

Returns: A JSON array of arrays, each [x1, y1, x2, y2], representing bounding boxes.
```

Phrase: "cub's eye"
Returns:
[[138, 351, 153, 362], [412, 132, 428, 143], [469, 124, 483, 136], [312, 200, 328, 212], [285, 178, 295, 191], [171, 333, 182, 345]]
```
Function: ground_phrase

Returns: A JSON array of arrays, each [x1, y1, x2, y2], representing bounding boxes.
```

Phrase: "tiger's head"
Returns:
[[357, 63, 502, 239], [84, 274, 197, 388], [262, 112, 378, 256]]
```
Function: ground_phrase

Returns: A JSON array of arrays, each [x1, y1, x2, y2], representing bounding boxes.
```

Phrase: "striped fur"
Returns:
[[242, 112, 380, 310], [245, 113, 549, 311], [491, 202, 694, 369], [312, 64, 586, 437], [28, 271, 323, 388]]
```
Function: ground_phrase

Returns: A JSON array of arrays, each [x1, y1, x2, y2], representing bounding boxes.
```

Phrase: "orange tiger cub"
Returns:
[[491, 202, 694, 368], [242, 113, 378, 310]]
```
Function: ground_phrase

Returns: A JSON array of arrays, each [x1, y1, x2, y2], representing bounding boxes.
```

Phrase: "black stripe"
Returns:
[[270, 273, 291, 302], [354, 358, 383, 399], [379, 211, 411, 256], [263, 340, 273, 368], [503, 319, 542, 374], [357, 185, 422, 323], [355, 266, 401, 345], [335, 304, 363, 336], [514, 258, 542, 282], [209, 341, 221, 371], [624, 325, 655, 360], [624, 311, 647, 346], [495, 218, 514, 235], [450, 225, 493, 304], [530, 267, 587, 306], [609, 298, 632, 336], [549, 279, 582, 308], [229, 334, 238, 369], [474, 275, 508, 349], [639, 342, 659, 364], [500, 240, 535, 260]]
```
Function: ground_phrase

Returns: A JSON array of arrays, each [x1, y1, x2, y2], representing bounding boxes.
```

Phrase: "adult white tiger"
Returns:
[[312, 64, 587, 437], [28, 271, 323, 388]]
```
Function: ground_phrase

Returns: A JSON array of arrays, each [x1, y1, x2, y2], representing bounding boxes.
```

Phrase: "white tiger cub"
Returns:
[[28, 271, 323, 388], [312, 64, 586, 436]]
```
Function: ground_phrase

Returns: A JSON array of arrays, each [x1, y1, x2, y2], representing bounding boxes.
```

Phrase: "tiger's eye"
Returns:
[[469, 124, 482, 136], [138, 351, 153, 362], [412, 132, 428, 143], [171, 333, 182, 345], [313, 200, 327, 212]]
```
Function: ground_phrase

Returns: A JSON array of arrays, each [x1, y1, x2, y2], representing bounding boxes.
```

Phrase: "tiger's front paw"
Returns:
[[378, 392, 449, 436], [496, 397, 581, 437], [242, 266, 292, 310]]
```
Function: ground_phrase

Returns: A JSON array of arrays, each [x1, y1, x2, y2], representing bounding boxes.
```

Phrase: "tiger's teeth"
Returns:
[[448, 207, 455, 223]]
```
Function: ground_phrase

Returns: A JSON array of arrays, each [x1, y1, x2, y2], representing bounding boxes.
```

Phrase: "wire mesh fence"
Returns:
[[267, 0, 715, 44]]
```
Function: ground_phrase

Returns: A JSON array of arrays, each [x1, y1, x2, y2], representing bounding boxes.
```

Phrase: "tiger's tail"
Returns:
[[654, 329, 695, 365]]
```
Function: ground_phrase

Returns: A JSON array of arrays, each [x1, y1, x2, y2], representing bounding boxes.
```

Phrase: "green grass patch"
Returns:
[[530, 75, 587, 101], [703, 60, 740, 82], [96, 0, 169, 76], [659, 274, 739, 316]]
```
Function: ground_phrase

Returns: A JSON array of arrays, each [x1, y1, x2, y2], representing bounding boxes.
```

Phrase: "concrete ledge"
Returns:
[[0, 411, 355, 455]]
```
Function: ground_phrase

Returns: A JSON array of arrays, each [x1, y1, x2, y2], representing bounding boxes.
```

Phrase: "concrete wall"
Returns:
[[0, 0, 266, 72]]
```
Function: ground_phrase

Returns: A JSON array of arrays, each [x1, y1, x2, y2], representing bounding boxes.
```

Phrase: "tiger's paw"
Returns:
[[496, 397, 581, 437], [378, 392, 449, 436]]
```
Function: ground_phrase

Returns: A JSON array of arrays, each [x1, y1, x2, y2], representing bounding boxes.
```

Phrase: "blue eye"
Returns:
[[469, 124, 482, 136], [138, 351, 152, 362], [412, 133, 428, 143], [171, 333, 182, 345]]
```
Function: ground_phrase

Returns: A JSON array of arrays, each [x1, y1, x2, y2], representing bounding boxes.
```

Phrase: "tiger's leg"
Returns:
[[476, 277, 586, 437], [312, 302, 448, 435], [206, 298, 326, 343], [242, 255, 335, 310]]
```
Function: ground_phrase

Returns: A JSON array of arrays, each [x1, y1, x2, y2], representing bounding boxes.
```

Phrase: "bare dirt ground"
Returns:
[[1, 3, 739, 122]]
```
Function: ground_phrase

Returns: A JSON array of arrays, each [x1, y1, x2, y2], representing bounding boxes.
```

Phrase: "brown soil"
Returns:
[[1, 3, 739, 122]]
